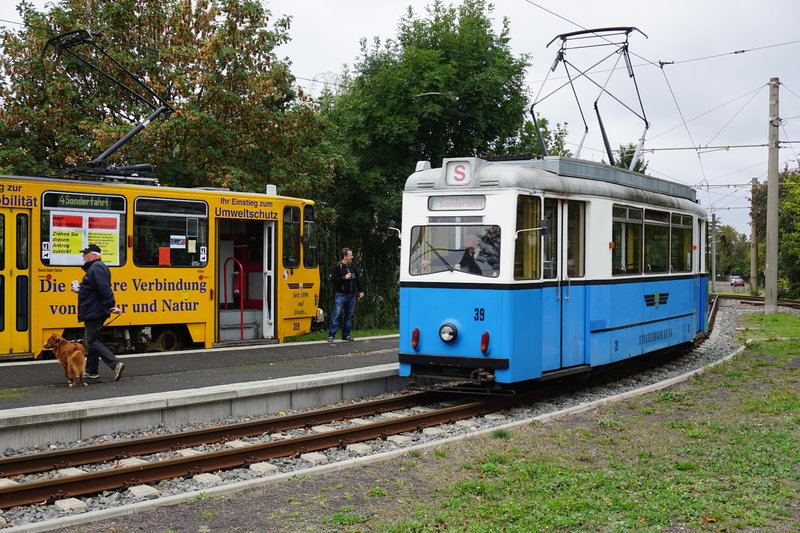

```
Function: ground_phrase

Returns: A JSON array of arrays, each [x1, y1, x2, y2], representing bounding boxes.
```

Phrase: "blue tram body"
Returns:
[[398, 156, 708, 384]]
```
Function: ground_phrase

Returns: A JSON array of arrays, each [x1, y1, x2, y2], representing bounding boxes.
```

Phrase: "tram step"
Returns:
[[211, 338, 279, 348], [219, 309, 262, 325], [219, 322, 260, 342]]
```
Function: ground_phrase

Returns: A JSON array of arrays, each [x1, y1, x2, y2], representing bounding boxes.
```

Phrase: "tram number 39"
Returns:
[[473, 308, 485, 321]]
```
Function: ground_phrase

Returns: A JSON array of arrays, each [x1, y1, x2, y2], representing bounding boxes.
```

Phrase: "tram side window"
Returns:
[[302, 205, 318, 268], [542, 199, 559, 279], [133, 198, 208, 267], [671, 214, 693, 272], [283, 206, 300, 269], [514, 195, 541, 280], [566, 200, 585, 277], [612, 206, 642, 275], [699, 219, 706, 272], [40, 192, 127, 266], [644, 210, 669, 273]]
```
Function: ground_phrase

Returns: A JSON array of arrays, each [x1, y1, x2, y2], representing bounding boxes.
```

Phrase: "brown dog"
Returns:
[[43, 334, 87, 387]]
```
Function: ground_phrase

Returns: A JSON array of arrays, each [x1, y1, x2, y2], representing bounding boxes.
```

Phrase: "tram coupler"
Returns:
[[470, 368, 495, 385]]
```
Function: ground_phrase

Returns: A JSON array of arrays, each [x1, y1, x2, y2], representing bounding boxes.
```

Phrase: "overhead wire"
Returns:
[[704, 86, 763, 146]]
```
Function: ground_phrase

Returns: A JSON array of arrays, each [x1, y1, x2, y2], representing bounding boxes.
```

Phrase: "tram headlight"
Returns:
[[439, 323, 457, 343], [411, 328, 420, 350]]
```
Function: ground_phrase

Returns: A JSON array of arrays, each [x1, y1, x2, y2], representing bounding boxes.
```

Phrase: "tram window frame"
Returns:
[[409, 224, 501, 277], [283, 206, 301, 269], [302, 205, 318, 268], [612, 205, 642, 275], [566, 200, 585, 278], [0, 214, 4, 271], [514, 195, 541, 280], [133, 197, 208, 268], [0, 214, 4, 332], [40, 191, 127, 267], [699, 218, 706, 273], [644, 209, 669, 273], [16, 212, 29, 332], [670, 214, 693, 273], [543, 199, 559, 279]]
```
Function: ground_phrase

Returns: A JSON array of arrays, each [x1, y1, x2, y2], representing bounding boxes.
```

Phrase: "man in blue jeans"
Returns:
[[328, 247, 364, 342]]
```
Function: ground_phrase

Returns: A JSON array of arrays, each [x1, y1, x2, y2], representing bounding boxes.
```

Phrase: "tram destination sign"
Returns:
[[43, 191, 126, 212], [428, 195, 486, 211]]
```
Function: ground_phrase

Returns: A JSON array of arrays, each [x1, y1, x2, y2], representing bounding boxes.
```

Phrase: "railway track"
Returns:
[[715, 293, 800, 310], [11, 294, 792, 521], [0, 339, 701, 511]]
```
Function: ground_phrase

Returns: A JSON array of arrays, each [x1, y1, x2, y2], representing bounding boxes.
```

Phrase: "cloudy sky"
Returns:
[[3, 1, 799, 234]]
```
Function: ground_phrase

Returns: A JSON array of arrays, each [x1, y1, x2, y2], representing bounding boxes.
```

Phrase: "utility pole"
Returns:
[[765, 77, 780, 314], [750, 177, 759, 294], [711, 212, 717, 294]]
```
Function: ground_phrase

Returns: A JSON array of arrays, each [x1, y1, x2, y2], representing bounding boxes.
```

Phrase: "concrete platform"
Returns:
[[0, 336, 403, 450]]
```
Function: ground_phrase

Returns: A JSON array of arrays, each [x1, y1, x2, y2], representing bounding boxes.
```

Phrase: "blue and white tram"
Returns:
[[398, 156, 708, 385]]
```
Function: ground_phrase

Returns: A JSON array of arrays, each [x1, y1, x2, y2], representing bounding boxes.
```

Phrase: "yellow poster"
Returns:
[[49, 211, 121, 266], [51, 230, 82, 255], [88, 231, 118, 264]]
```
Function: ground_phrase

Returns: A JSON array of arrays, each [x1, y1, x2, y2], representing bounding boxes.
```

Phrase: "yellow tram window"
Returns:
[[16, 213, 29, 332], [302, 205, 318, 268], [0, 214, 4, 332], [40, 192, 127, 266], [133, 198, 208, 267], [283, 206, 300, 269]]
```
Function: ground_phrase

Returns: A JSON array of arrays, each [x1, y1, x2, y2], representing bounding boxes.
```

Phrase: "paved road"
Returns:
[[0, 336, 399, 410]]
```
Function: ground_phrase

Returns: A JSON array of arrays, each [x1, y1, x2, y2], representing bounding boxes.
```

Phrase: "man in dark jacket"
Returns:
[[73, 244, 125, 381], [328, 247, 364, 342]]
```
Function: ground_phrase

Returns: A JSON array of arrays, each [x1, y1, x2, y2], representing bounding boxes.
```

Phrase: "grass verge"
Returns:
[[283, 328, 397, 343]]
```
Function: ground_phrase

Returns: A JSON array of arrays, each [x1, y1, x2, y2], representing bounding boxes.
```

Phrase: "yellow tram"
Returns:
[[0, 174, 321, 359]]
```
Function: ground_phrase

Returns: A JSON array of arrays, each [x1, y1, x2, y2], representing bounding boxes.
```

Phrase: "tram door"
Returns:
[[262, 222, 275, 338], [545, 199, 586, 368], [0, 209, 31, 355], [217, 219, 275, 340]]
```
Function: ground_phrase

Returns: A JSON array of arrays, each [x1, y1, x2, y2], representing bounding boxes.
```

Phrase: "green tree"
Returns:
[[499, 115, 571, 158], [323, 0, 534, 234], [712, 224, 749, 278], [0, 0, 334, 197], [750, 166, 800, 297], [317, 0, 568, 328], [616, 142, 648, 173]]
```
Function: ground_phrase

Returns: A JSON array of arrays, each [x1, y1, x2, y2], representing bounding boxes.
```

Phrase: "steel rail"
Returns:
[[717, 293, 800, 310], [0, 392, 540, 509], [0, 298, 728, 510], [0, 391, 442, 477]]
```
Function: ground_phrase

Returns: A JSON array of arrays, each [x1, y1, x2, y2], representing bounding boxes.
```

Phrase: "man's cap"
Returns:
[[80, 244, 102, 254]]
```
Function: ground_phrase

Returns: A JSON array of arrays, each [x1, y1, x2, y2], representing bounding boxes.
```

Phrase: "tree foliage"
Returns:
[[316, 0, 566, 328], [0, 0, 334, 197], [707, 223, 749, 281], [750, 166, 800, 297], [615, 142, 648, 174], [321, 0, 542, 234]]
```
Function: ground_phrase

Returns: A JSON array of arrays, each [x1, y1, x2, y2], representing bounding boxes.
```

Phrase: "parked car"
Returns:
[[730, 276, 745, 287]]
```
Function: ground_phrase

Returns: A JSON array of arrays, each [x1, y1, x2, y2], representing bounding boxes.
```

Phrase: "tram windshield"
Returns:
[[409, 225, 501, 277]]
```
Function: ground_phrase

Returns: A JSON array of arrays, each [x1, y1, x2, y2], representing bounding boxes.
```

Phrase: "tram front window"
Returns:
[[409, 225, 500, 277]]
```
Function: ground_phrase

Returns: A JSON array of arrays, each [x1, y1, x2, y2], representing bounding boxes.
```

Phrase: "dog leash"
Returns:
[[70, 312, 123, 343]]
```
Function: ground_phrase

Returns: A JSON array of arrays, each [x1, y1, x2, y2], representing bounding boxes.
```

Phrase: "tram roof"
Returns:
[[406, 156, 699, 203]]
